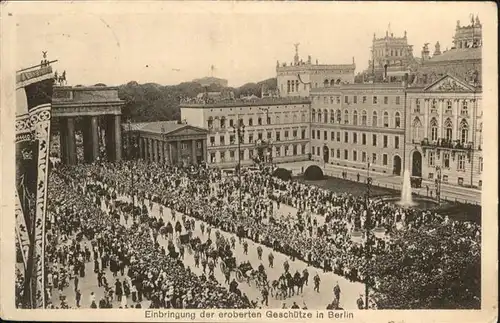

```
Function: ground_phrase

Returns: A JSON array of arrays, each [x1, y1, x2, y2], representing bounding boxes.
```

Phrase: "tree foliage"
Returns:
[[118, 78, 277, 123], [367, 223, 481, 309], [304, 165, 324, 180]]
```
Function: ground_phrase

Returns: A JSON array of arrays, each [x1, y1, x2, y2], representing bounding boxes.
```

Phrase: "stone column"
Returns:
[[82, 117, 92, 163], [191, 139, 197, 165], [138, 136, 143, 159], [151, 139, 156, 162], [90, 116, 100, 162], [114, 115, 122, 161], [59, 118, 68, 164], [66, 117, 77, 165], [438, 99, 443, 140], [158, 140, 164, 163], [202, 139, 207, 163], [453, 99, 459, 141], [148, 138, 153, 162], [177, 141, 182, 164], [423, 99, 429, 139], [168, 142, 173, 165]]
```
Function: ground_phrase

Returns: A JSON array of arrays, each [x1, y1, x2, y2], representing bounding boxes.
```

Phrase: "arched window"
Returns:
[[330, 109, 335, 123], [372, 111, 378, 127], [412, 117, 423, 141], [336, 109, 341, 123], [430, 118, 438, 141], [395, 112, 401, 128], [221, 117, 226, 129], [459, 119, 469, 144], [323, 109, 328, 123], [317, 110, 322, 124], [336, 79, 341, 84], [444, 118, 453, 141], [353, 110, 358, 125], [295, 80, 299, 92], [312, 109, 316, 123], [344, 109, 349, 124], [361, 110, 367, 126], [208, 116, 213, 129], [324, 79, 329, 87], [383, 111, 389, 127], [330, 80, 335, 87]]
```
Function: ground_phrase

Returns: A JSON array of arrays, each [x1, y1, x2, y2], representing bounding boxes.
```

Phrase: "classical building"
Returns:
[[180, 97, 311, 168], [276, 44, 356, 97], [51, 85, 124, 164], [310, 83, 406, 175], [123, 121, 208, 166]]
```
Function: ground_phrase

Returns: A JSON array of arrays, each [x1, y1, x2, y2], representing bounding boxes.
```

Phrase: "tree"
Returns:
[[366, 223, 480, 309]]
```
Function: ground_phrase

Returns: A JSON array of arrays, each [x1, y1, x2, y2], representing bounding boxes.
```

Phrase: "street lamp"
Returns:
[[232, 122, 245, 218], [350, 157, 380, 310], [435, 166, 442, 205]]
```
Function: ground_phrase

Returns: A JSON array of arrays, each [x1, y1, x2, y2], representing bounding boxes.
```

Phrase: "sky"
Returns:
[[10, 1, 493, 87]]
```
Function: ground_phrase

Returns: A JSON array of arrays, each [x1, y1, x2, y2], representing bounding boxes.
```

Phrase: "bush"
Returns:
[[304, 165, 324, 180], [272, 168, 292, 181]]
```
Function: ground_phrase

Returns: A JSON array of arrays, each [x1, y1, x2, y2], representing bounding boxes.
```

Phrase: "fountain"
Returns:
[[397, 169, 416, 207]]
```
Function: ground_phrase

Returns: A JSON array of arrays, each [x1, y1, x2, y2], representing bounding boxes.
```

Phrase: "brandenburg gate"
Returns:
[[52, 85, 124, 164]]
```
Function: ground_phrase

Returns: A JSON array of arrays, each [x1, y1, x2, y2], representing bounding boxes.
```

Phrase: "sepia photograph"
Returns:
[[0, 1, 497, 322]]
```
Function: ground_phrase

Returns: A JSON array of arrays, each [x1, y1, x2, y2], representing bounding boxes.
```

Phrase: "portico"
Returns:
[[123, 121, 208, 166], [52, 85, 124, 164]]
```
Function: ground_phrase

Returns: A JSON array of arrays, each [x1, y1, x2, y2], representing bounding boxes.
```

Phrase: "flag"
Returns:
[[15, 64, 54, 308]]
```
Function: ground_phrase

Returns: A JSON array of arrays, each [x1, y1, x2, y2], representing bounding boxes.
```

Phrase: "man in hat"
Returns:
[[357, 294, 365, 309], [313, 273, 320, 292]]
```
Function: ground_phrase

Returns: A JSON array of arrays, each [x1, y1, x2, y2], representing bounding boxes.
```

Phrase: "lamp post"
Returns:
[[351, 157, 376, 309], [435, 166, 442, 205], [232, 122, 245, 218], [127, 120, 137, 206]]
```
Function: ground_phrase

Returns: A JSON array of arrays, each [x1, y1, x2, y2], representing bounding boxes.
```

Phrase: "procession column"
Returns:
[[191, 139, 197, 165], [90, 116, 100, 162], [66, 117, 77, 165], [114, 115, 122, 161]]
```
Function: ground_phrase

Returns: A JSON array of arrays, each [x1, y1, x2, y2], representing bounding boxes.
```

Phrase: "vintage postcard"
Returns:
[[0, 1, 497, 322]]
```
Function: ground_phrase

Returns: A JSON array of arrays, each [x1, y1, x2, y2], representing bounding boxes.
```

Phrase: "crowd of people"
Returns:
[[15, 159, 480, 309]]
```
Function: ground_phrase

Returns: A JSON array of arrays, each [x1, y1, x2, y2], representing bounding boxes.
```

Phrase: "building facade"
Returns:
[[123, 121, 208, 166], [310, 84, 406, 175], [181, 97, 311, 168], [276, 45, 356, 98]]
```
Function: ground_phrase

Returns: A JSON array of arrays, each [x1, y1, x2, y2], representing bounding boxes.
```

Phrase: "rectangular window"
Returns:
[[383, 154, 388, 166], [373, 96, 378, 104], [210, 136, 215, 146], [458, 177, 464, 186], [344, 96, 349, 104], [284, 131, 289, 139], [312, 146, 315, 155], [331, 132, 335, 141], [428, 151, 435, 166], [330, 97, 334, 104], [353, 133, 358, 144], [268, 132, 272, 140], [372, 153, 377, 164], [362, 96, 367, 103], [353, 150, 357, 161], [276, 132, 281, 141], [258, 133, 263, 140], [301, 130, 306, 139], [383, 135, 388, 148], [317, 130, 320, 139], [324, 131, 328, 140], [428, 172, 434, 180], [210, 152, 216, 163], [395, 136, 399, 149], [336, 149, 341, 159], [312, 131, 315, 139], [362, 151, 367, 162], [220, 135, 225, 145], [384, 96, 388, 104], [362, 133, 366, 145], [229, 119, 234, 127], [336, 96, 341, 104], [372, 134, 377, 146], [344, 149, 348, 160], [396, 96, 400, 105], [458, 155, 465, 170], [293, 130, 297, 138], [354, 96, 358, 104], [336, 132, 341, 142], [230, 150, 235, 158], [442, 175, 449, 183], [344, 132, 349, 143], [249, 134, 254, 143]]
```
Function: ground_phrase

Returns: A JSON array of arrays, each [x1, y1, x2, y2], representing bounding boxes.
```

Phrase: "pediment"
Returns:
[[168, 125, 208, 137], [423, 75, 475, 93]]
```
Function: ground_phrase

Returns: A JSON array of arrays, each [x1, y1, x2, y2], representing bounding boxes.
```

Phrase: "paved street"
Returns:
[[278, 161, 481, 205]]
